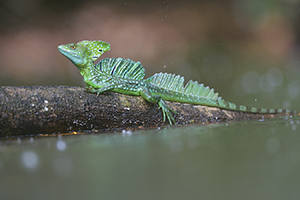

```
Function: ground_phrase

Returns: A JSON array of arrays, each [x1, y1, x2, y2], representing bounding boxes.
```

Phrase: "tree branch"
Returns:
[[0, 86, 292, 138]]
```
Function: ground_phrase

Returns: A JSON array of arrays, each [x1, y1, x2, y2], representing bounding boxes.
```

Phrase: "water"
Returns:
[[1, 116, 300, 200]]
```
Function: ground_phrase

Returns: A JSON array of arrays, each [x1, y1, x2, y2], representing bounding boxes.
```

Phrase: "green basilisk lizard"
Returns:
[[58, 40, 297, 125]]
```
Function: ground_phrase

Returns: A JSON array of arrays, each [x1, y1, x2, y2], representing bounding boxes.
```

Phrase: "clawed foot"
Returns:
[[86, 87, 105, 96], [158, 100, 177, 125]]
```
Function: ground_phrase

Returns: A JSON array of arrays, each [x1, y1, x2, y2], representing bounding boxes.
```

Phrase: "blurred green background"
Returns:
[[0, 0, 300, 109]]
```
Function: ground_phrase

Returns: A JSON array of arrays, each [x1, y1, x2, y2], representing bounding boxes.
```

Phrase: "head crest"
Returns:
[[78, 40, 111, 61]]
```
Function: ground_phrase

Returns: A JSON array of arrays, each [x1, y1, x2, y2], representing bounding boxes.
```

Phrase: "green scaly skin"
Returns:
[[58, 40, 297, 125]]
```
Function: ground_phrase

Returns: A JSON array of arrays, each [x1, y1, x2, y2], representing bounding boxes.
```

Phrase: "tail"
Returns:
[[219, 101, 298, 115], [147, 72, 298, 115]]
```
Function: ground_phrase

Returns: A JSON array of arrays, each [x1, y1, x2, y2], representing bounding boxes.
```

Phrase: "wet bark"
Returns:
[[0, 86, 294, 138]]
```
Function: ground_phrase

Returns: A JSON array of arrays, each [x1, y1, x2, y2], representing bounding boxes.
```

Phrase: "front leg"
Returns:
[[139, 87, 177, 125], [86, 84, 115, 96]]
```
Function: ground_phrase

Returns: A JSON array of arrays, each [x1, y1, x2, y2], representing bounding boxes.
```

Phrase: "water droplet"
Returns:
[[56, 140, 66, 151], [21, 151, 39, 169]]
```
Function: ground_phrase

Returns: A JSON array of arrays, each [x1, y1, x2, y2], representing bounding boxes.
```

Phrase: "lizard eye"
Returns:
[[70, 45, 76, 50], [99, 49, 103, 52]]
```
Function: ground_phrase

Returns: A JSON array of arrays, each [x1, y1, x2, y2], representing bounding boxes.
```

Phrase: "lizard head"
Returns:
[[58, 40, 111, 70]]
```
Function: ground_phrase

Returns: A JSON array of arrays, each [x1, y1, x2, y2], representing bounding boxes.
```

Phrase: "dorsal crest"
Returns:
[[147, 72, 221, 100], [97, 57, 145, 80]]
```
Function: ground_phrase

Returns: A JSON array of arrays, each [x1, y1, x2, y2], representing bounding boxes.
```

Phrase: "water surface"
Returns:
[[1, 116, 300, 200]]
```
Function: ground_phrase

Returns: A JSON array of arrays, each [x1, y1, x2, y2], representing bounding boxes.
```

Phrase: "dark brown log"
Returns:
[[0, 86, 295, 138]]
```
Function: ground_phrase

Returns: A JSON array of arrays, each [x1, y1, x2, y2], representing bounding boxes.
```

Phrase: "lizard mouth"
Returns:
[[57, 45, 69, 57], [57, 45, 65, 52], [57, 45, 70, 55]]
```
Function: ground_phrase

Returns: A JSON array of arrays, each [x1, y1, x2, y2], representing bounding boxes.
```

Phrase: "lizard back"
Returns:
[[97, 57, 145, 80], [148, 72, 220, 100]]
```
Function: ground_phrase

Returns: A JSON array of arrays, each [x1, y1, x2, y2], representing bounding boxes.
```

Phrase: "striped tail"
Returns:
[[221, 102, 297, 115], [148, 72, 298, 115]]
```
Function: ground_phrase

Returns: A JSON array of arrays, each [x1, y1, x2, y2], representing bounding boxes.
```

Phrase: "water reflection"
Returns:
[[122, 130, 133, 136], [53, 156, 73, 178], [287, 118, 299, 131], [56, 140, 66, 151], [1, 117, 300, 200], [271, 157, 291, 178], [21, 151, 39, 170], [0, 159, 3, 172], [265, 137, 280, 154], [169, 139, 183, 153], [187, 136, 199, 149], [291, 124, 297, 131]]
